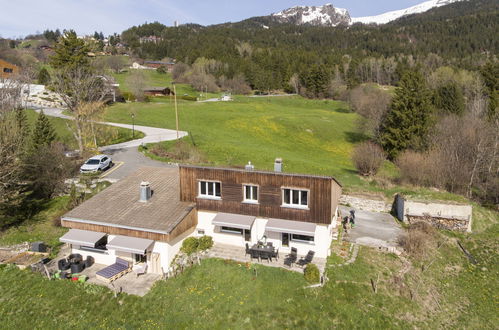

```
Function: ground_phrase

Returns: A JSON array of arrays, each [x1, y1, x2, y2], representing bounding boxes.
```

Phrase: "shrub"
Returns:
[[198, 235, 213, 251], [398, 222, 437, 259], [121, 91, 136, 102], [181, 95, 197, 101], [352, 141, 385, 176], [156, 66, 167, 74], [304, 263, 320, 284], [181, 237, 199, 255]]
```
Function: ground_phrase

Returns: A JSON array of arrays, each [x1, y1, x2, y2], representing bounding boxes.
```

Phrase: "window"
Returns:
[[243, 185, 258, 203], [3, 68, 13, 73], [199, 181, 221, 199], [134, 253, 146, 263], [282, 188, 309, 208], [291, 234, 314, 243], [220, 226, 243, 235]]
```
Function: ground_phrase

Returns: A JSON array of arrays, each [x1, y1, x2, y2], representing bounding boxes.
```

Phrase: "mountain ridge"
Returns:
[[267, 0, 467, 26]]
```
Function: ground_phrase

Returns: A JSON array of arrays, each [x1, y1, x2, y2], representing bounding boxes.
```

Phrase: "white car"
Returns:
[[80, 155, 112, 173]]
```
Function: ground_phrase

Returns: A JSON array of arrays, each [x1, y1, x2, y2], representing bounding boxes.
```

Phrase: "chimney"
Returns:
[[139, 181, 151, 202], [245, 161, 254, 171], [274, 158, 283, 172]]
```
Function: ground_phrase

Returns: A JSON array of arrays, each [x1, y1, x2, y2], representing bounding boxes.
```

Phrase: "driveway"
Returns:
[[31, 105, 187, 181], [339, 205, 403, 248]]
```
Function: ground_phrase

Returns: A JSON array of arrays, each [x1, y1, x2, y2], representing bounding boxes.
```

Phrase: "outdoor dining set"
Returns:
[[245, 242, 315, 268]]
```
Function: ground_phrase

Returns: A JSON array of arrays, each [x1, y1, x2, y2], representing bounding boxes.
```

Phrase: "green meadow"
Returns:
[[104, 96, 365, 188]]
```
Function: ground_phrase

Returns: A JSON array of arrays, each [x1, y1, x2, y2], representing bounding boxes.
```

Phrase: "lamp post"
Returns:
[[131, 113, 135, 138]]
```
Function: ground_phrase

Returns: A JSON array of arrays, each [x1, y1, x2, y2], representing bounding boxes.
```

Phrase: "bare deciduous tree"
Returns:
[[348, 85, 392, 138], [127, 70, 146, 102], [352, 142, 386, 176], [52, 67, 109, 154]]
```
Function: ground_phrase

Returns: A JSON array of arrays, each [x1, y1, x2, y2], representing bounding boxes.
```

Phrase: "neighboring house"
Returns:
[[220, 94, 233, 101], [59, 161, 342, 274], [0, 59, 20, 79], [143, 61, 175, 72], [143, 86, 174, 96]]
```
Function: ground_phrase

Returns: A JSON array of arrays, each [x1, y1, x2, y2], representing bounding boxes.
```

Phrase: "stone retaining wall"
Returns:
[[339, 195, 392, 213]]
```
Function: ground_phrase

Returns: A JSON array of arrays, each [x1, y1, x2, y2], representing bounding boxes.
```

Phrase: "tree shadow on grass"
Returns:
[[334, 107, 352, 114], [344, 131, 369, 144]]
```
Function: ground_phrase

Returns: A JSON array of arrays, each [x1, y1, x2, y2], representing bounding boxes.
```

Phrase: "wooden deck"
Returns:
[[206, 243, 327, 274]]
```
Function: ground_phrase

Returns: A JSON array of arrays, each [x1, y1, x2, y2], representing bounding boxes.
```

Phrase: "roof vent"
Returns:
[[245, 161, 254, 171], [139, 181, 151, 202], [274, 158, 283, 172]]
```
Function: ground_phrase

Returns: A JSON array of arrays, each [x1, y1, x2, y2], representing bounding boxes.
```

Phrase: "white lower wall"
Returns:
[[197, 210, 337, 259]]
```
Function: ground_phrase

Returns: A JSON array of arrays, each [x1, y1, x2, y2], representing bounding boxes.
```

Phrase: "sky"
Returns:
[[1, 0, 429, 38]]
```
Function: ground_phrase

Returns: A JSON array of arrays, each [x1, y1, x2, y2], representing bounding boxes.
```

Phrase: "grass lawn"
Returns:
[[105, 96, 366, 187], [113, 69, 221, 99], [26, 109, 143, 150], [0, 197, 69, 250], [0, 225, 496, 329]]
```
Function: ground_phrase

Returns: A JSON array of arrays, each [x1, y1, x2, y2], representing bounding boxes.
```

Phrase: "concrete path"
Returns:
[[31, 104, 186, 180], [339, 205, 403, 249]]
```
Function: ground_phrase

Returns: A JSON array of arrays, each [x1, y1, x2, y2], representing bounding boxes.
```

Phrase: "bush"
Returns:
[[398, 222, 437, 259], [156, 66, 167, 74], [198, 235, 213, 251], [181, 237, 199, 255], [352, 141, 385, 176], [121, 91, 136, 102], [181, 95, 197, 101], [304, 263, 320, 284]]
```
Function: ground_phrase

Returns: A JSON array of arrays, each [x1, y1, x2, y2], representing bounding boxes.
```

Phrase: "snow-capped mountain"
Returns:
[[351, 0, 466, 25], [272, 3, 351, 27], [268, 1, 466, 27]]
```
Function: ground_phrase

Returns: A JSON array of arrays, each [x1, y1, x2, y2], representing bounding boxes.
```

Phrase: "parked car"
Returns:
[[80, 155, 112, 173]]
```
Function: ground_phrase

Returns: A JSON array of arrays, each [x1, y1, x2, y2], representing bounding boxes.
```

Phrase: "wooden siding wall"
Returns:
[[169, 208, 197, 240], [61, 220, 169, 242], [179, 166, 341, 224]]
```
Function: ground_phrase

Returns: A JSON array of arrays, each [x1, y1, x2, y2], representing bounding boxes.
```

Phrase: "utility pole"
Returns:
[[173, 83, 179, 139]]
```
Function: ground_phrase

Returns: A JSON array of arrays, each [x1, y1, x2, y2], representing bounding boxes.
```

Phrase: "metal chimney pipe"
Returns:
[[139, 181, 151, 202], [274, 158, 283, 172]]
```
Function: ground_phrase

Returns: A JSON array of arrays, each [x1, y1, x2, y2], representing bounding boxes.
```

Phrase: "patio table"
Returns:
[[250, 245, 275, 254]]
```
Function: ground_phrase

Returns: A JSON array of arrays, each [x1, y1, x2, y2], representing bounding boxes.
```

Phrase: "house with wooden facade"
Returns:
[[0, 59, 20, 79], [59, 161, 342, 274]]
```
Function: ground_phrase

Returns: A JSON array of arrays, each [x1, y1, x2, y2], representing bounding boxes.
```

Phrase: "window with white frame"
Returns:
[[243, 185, 258, 203], [199, 180, 221, 199], [291, 234, 315, 243], [282, 188, 309, 208]]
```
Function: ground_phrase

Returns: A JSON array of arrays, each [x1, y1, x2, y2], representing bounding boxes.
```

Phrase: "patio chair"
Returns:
[[249, 249, 260, 262], [297, 251, 315, 268], [133, 263, 148, 278], [245, 243, 251, 257], [58, 258, 70, 271], [284, 249, 297, 267], [267, 242, 273, 248], [260, 251, 271, 263], [271, 248, 279, 261], [70, 261, 85, 273]]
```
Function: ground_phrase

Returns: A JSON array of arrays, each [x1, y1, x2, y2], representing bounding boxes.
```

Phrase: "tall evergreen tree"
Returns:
[[37, 67, 51, 85], [50, 30, 90, 70], [433, 81, 465, 115], [31, 111, 56, 151], [379, 71, 434, 159]]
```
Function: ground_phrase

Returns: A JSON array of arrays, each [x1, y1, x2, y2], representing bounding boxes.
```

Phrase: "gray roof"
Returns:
[[265, 218, 317, 236], [106, 235, 154, 254], [62, 167, 194, 234], [59, 229, 106, 247], [212, 213, 256, 230], [180, 164, 342, 187]]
